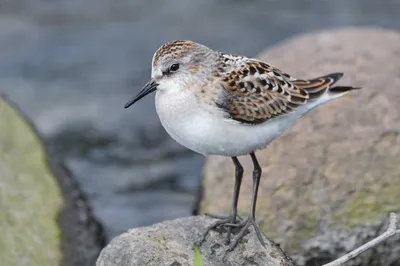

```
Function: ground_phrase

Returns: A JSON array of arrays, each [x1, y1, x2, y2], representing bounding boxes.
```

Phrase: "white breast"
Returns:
[[154, 89, 307, 156]]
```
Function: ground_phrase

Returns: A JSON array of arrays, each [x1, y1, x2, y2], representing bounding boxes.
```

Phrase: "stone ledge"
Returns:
[[96, 216, 293, 266]]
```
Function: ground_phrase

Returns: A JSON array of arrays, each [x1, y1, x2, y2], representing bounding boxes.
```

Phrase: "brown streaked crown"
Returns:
[[152, 40, 196, 67]]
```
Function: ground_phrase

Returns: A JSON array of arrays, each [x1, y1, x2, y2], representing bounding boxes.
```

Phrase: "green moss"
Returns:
[[260, 220, 270, 236], [284, 210, 318, 252], [0, 96, 63, 266], [257, 192, 318, 253], [333, 183, 400, 227], [293, 210, 318, 239]]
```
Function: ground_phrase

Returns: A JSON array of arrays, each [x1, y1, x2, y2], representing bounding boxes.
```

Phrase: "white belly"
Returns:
[[155, 89, 300, 156]]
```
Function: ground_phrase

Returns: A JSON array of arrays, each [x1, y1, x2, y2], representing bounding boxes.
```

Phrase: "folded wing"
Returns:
[[216, 59, 344, 124]]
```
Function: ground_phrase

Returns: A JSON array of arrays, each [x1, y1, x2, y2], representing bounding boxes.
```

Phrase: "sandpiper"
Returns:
[[124, 40, 360, 251]]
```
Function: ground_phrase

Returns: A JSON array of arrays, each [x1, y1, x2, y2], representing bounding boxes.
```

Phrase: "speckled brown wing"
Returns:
[[216, 59, 343, 124]]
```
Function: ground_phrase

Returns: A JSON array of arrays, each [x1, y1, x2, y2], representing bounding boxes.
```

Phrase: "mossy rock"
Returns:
[[0, 95, 104, 266], [0, 96, 63, 265]]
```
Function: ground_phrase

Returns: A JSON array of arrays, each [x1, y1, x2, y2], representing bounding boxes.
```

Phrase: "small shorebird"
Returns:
[[124, 40, 360, 251]]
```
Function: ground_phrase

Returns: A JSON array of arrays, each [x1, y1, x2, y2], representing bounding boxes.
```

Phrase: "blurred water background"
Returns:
[[1, 0, 399, 241]]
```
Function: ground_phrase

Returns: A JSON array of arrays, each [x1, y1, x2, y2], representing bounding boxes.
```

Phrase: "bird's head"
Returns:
[[125, 40, 217, 108]]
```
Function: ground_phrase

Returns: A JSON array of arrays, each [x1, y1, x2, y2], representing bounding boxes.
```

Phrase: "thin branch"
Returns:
[[323, 212, 400, 266]]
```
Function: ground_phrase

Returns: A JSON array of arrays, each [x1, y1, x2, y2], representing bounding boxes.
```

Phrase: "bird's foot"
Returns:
[[199, 213, 242, 245], [226, 216, 266, 252]]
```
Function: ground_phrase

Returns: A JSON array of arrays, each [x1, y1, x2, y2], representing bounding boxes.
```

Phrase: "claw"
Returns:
[[227, 217, 266, 251], [199, 213, 267, 252], [199, 213, 242, 245]]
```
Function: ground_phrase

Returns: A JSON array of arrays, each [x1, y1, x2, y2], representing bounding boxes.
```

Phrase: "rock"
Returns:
[[199, 27, 400, 266], [0, 94, 105, 266], [96, 216, 293, 266]]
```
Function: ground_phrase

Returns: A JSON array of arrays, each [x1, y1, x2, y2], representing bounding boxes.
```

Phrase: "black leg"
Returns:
[[249, 152, 261, 220], [199, 156, 244, 244], [227, 152, 266, 251], [225, 156, 244, 243]]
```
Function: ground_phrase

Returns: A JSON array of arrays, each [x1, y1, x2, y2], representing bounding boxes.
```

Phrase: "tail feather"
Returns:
[[293, 72, 360, 99], [329, 85, 361, 94], [293, 72, 343, 89]]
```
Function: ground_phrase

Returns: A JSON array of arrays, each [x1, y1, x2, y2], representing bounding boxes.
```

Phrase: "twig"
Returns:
[[323, 212, 400, 266]]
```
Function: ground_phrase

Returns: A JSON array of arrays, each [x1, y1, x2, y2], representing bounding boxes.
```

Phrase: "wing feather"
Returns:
[[216, 56, 343, 124]]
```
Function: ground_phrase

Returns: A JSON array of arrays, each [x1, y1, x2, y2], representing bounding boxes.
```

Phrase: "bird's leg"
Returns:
[[227, 152, 266, 251], [205, 157, 243, 221], [224, 156, 244, 243], [199, 156, 244, 244]]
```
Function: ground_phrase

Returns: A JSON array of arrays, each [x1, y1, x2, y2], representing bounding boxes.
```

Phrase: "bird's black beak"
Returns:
[[124, 79, 159, 109]]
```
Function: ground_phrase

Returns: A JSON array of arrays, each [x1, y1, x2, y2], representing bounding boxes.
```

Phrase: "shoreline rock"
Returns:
[[96, 216, 293, 266], [0, 94, 105, 266]]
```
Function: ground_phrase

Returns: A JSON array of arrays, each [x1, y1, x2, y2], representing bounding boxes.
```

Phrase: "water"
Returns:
[[1, 0, 399, 241]]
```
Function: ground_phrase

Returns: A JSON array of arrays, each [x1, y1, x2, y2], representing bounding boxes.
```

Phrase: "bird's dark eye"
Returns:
[[170, 64, 179, 72]]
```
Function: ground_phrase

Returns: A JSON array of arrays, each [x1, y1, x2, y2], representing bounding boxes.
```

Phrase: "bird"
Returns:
[[124, 40, 361, 251]]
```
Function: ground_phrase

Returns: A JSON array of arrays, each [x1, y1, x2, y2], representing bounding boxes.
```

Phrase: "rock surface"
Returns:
[[199, 27, 400, 266], [0, 95, 104, 266], [96, 216, 293, 266]]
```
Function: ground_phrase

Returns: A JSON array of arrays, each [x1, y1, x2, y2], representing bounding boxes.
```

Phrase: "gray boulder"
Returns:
[[96, 216, 293, 266]]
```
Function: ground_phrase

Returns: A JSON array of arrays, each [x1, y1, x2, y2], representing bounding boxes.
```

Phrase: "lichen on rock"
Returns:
[[0, 95, 105, 266], [0, 95, 63, 266]]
